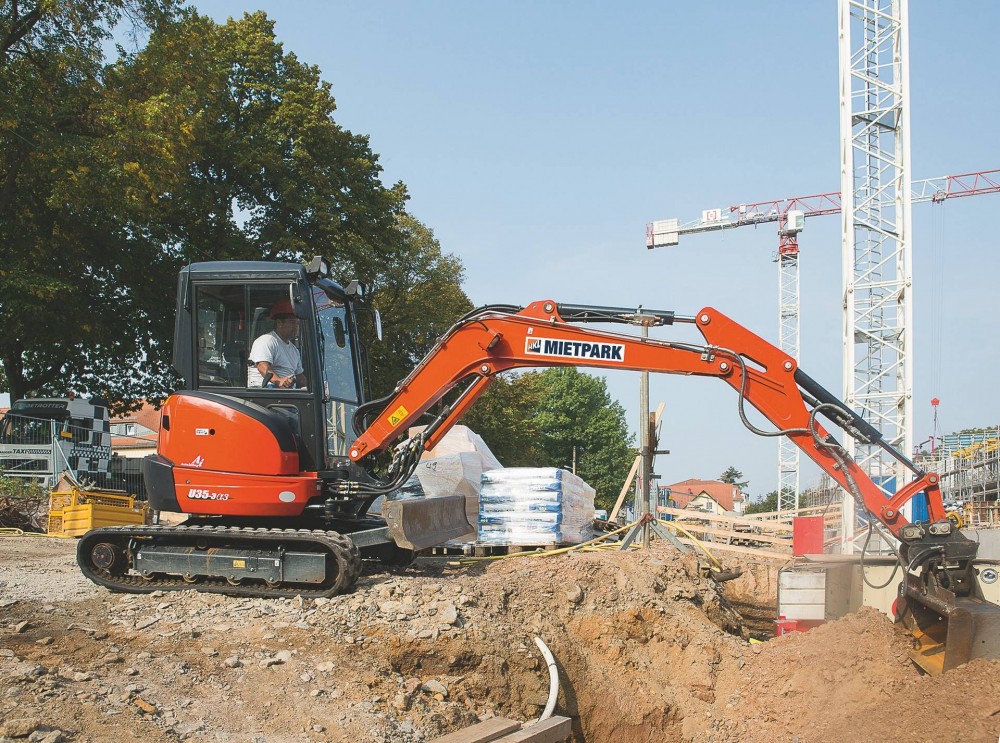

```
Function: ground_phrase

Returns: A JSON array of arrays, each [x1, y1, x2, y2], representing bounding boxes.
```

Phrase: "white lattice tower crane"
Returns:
[[646, 169, 999, 512], [839, 0, 911, 550]]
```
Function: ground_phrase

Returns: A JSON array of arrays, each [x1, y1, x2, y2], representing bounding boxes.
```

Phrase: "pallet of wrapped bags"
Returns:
[[478, 467, 596, 546]]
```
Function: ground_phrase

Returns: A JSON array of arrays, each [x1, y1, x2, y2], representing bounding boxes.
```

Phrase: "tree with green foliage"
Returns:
[[745, 490, 779, 514], [719, 466, 749, 490], [532, 368, 634, 510], [1, 0, 190, 404], [363, 215, 472, 397], [462, 372, 544, 467], [0, 3, 469, 412]]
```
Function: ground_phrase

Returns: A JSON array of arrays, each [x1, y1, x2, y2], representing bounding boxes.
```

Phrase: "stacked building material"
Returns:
[[478, 467, 596, 546], [415, 426, 501, 542], [376, 425, 502, 544]]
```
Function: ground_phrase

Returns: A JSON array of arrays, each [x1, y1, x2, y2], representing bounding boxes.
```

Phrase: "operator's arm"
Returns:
[[251, 360, 302, 389]]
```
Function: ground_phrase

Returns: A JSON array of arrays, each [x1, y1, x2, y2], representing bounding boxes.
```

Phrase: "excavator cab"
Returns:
[[172, 257, 367, 476], [148, 255, 465, 535]]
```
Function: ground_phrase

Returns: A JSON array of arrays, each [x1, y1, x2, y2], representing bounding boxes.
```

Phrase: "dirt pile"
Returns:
[[707, 608, 1000, 741], [1, 538, 999, 742]]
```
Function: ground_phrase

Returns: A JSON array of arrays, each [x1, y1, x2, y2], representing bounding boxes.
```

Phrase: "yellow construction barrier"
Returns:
[[47, 485, 147, 538]]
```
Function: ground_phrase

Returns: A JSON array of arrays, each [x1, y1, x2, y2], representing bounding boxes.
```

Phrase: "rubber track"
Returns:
[[77, 524, 362, 599]]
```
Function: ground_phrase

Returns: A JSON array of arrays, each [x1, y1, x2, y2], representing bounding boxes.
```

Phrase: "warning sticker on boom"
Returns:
[[387, 405, 409, 428], [525, 337, 625, 362]]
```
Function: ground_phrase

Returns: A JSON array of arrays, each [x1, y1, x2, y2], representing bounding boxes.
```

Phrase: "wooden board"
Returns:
[[745, 504, 842, 520], [498, 716, 572, 742], [472, 544, 560, 558], [430, 717, 522, 743], [665, 522, 793, 547], [658, 506, 795, 533], [676, 537, 792, 561]]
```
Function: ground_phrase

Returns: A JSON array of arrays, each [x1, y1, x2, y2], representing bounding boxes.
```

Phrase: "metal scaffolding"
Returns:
[[915, 428, 1000, 528]]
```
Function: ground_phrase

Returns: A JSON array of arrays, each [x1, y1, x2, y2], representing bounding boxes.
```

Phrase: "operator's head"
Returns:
[[270, 300, 299, 340]]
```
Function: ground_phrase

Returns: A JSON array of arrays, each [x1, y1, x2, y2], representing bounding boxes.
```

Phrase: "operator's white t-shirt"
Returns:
[[248, 331, 304, 386]]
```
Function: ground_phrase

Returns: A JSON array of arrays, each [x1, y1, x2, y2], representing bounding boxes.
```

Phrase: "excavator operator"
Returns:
[[248, 300, 307, 389]]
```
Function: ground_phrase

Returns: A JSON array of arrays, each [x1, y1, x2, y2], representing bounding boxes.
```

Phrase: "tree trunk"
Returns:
[[1, 351, 27, 404]]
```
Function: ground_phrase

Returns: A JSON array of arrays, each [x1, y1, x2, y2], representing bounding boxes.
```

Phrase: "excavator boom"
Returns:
[[350, 300, 942, 535]]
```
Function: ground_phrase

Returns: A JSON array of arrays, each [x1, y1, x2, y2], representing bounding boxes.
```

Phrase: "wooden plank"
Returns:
[[664, 522, 792, 547], [746, 504, 841, 519], [676, 537, 791, 560], [431, 718, 522, 743], [497, 716, 572, 742], [658, 506, 794, 533], [608, 456, 640, 523], [672, 509, 837, 535]]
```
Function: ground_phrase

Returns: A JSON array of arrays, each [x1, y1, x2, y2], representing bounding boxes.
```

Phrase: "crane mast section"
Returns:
[[347, 300, 943, 536]]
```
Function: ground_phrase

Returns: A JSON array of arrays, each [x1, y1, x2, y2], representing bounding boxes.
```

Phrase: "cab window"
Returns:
[[194, 285, 248, 388], [193, 283, 310, 390]]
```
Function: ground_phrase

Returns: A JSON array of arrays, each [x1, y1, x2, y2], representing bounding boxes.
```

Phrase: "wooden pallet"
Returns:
[[430, 715, 571, 743], [427, 543, 563, 558]]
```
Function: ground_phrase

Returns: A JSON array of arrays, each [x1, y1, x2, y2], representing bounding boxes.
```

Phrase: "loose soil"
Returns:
[[1, 537, 998, 742]]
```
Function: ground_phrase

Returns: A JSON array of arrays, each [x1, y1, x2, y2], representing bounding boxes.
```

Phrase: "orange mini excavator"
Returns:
[[78, 256, 998, 671]]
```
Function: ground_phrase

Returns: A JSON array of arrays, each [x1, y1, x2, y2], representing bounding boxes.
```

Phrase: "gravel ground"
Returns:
[[2, 534, 999, 743]]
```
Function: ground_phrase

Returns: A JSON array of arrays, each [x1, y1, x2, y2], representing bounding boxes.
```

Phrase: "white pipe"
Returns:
[[533, 636, 559, 721]]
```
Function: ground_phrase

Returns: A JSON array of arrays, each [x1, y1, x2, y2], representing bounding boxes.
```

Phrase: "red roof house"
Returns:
[[661, 478, 745, 515], [110, 402, 161, 457]]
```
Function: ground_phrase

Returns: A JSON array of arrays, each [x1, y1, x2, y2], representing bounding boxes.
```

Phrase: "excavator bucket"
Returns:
[[899, 579, 1000, 675], [382, 494, 474, 551]]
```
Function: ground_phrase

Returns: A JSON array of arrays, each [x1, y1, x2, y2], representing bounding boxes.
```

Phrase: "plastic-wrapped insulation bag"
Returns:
[[478, 468, 596, 546]]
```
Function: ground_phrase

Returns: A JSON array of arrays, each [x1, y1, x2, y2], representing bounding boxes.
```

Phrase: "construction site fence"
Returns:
[[656, 503, 843, 558]]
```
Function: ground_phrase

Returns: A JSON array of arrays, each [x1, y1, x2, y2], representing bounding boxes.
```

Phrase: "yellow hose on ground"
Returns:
[[0, 527, 72, 539]]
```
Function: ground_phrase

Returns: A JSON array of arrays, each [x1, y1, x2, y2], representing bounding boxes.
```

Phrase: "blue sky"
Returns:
[[191, 0, 999, 498]]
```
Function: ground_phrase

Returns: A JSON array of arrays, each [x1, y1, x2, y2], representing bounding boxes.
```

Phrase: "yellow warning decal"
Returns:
[[387, 405, 409, 428], [232, 559, 246, 568]]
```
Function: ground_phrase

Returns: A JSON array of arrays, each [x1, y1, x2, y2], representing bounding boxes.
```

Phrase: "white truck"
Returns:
[[0, 397, 112, 487]]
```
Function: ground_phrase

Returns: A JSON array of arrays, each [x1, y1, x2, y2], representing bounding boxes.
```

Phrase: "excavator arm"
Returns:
[[349, 300, 942, 535], [349, 299, 998, 674]]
